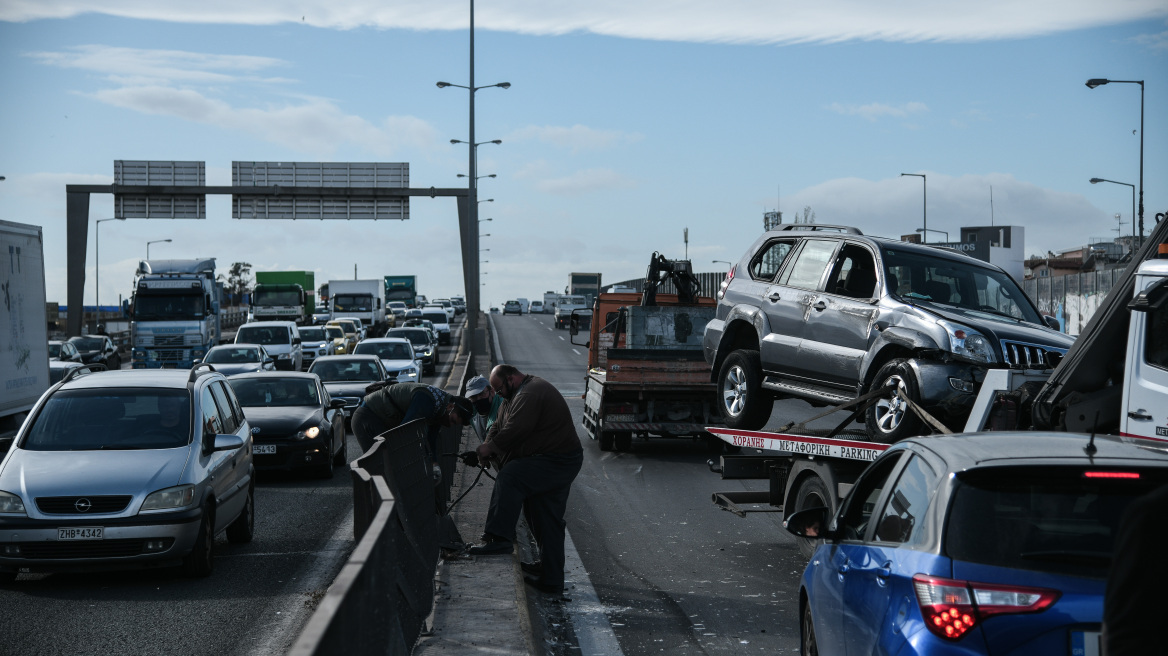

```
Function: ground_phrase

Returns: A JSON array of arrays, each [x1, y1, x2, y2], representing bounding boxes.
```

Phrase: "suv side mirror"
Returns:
[[1042, 315, 1061, 332], [212, 433, 245, 452]]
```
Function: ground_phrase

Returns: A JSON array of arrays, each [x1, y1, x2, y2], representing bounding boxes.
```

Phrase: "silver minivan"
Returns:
[[235, 321, 303, 371], [0, 367, 254, 579]]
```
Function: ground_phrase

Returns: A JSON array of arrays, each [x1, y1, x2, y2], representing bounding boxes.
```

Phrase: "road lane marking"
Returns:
[[559, 336, 565, 341], [572, 348, 581, 355], [564, 530, 625, 656]]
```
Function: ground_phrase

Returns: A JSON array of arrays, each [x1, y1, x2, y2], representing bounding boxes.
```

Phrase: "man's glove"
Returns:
[[459, 450, 480, 467]]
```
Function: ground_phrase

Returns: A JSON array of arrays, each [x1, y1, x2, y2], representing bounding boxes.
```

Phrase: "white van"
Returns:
[[235, 321, 303, 371], [516, 298, 529, 314]]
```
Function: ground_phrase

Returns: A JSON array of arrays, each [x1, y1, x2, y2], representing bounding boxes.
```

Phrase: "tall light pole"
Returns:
[[146, 238, 171, 259], [901, 173, 927, 243], [1090, 177, 1137, 248], [437, 7, 510, 353], [712, 259, 733, 268], [1086, 78, 1144, 239], [96, 217, 126, 331]]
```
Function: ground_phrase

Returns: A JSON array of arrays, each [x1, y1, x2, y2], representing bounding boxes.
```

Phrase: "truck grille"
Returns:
[[1000, 340, 1067, 369], [36, 496, 132, 514], [154, 335, 185, 347], [154, 349, 188, 363]]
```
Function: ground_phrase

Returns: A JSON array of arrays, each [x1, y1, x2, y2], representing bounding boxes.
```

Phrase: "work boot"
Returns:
[[520, 560, 543, 576], [468, 534, 513, 556]]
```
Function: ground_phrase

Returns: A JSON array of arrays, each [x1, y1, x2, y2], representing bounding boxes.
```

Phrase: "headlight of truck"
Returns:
[[0, 491, 27, 515], [140, 484, 196, 512], [192, 349, 205, 359], [939, 320, 997, 364]]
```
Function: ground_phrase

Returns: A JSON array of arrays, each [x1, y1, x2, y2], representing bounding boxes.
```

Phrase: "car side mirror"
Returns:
[[193, 358, 203, 365], [211, 433, 245, 452], [264, 357, 274, 365], [1042, 315, 1061, 331], [329, 398, 347, 409], [783, 506, 835, 540]]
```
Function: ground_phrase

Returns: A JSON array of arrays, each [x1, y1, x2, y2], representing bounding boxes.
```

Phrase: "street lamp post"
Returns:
[[96, 217, 126, 332], [1090, 177, 1137, 248], [712, 259, 733, 269], [1086, 78, 1144, 239], [146, 238, 171, 259], [438, 15, 511, 354], [915, 227, 949, 242], [901, 173, 927, 243]]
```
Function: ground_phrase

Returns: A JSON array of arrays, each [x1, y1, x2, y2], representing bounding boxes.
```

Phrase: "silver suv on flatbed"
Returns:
[[703, 225, 1074, 442]]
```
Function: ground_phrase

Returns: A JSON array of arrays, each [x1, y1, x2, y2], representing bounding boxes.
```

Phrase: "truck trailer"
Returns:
[[0, 221, 50, 443], [384, 275, 418, 308], [251, 270, 314, 325]]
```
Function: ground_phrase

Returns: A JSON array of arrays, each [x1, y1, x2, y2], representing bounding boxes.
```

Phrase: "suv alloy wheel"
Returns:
[[717, 350, 772, 429]]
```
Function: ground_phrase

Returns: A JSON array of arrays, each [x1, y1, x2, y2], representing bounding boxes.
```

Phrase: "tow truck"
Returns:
[[708, 214, 1168, 553], [571, 252, 725, 451]]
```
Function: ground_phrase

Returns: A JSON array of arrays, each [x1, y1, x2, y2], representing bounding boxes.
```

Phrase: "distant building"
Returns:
[[901, 226, 1026, 282], [1023, 237, 1134, 280]]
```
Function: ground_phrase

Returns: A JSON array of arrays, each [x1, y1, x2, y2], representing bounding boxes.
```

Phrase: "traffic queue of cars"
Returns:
[[0, 311, 452, 581]]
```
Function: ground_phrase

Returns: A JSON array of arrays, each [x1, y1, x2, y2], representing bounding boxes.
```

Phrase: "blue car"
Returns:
[[784, 432, 1168, 655]]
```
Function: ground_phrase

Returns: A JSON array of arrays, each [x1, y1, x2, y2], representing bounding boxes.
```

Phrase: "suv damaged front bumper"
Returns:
[[904, 358, 990, 425]]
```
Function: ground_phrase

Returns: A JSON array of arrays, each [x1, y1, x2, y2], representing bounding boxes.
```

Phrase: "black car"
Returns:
[[703, 224, 1074, 441], [386, 327, 438, 374], [67, 335, 121, 371], [307, 355, 388, 427], [227, 372, 347, 478]]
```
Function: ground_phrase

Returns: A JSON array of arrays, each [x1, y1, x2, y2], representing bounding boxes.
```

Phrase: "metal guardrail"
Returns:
[[290, 344, 468, 655]]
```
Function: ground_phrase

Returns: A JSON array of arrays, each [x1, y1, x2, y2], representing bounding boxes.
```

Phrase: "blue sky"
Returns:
[[1, 2, 1166, 309]]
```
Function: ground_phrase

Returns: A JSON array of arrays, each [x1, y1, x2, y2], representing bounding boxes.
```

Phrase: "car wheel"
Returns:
[[802, 603, 819, 656], [792, 474, 832, 560], [225, 484, 254, 544], [314, 442, 335, 479], [614, 431, 632, 452], [865, 359, 925, 444], [718, 350, 773, 430], [598, 431, 615, 452], [182, 507, 215, 578]]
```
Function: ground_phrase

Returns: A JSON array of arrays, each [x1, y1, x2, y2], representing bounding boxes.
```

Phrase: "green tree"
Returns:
[[219, 262, 253, 306]]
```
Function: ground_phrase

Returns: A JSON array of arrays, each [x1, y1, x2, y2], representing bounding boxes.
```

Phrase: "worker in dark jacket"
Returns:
[[351, 382, 471, 455], [468, 365, 583, 596]]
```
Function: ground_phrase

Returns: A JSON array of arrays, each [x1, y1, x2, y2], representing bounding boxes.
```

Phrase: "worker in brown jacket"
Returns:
[[468, 364, 583, 595]]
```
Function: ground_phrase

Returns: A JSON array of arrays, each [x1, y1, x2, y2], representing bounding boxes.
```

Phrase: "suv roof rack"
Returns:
[[188, 363, 217, 385], [772, 224, 863, 235]]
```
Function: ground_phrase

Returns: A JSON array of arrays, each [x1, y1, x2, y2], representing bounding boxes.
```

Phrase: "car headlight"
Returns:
[[0, 491, 27, 515], [278, 353, 290, 359], [939, 320, 997, 364], [140, 484, 196, 512], [295, 426, 321, 440]]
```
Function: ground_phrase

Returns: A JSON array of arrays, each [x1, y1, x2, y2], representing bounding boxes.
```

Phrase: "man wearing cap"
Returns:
[[351, 382, 472, 457], [468, 364, 583, 596], [464, 374, 503, 442]]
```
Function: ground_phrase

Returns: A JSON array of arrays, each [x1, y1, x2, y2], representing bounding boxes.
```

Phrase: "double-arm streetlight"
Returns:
[[146, 238, 171, 259], [900, 173, 927, 243], [1090, 177, 1137, 247], [1086, 78, 1144, 239], [96, 217, 126, 330], [458, 173, 496, 181]]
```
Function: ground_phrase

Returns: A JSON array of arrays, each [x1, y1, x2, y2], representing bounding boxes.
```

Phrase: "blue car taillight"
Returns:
[[913, 574, 1060, 640]]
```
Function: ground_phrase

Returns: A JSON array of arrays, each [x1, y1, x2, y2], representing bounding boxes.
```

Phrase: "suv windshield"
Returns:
[[237, 325, 290, 345], [422, 311, 447, 325], [299, 328, 327, 342], [945, 465, 1168, 579], [389, 329, 430, 346], [355, 342, 413, 360], [205, 347, 260, 364], [69, 337, 105, 351], [312, 360, 381, 382], [883, 248, 1042, 324], [24, 389, 192, 450]]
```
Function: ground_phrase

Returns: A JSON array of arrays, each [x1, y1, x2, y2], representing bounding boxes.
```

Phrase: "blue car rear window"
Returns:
[[945, 466, 1168, 578]]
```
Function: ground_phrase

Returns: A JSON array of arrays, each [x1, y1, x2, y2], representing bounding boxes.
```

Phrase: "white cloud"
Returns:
[[25, 45, 290, 86], [507, 125, 642, 153], [781, 173, 1115, 258], [1131, 28, 1168, 50], [534, 168, 636, 196], [827, 101, 929, 121], [6, 1, 1165, 44], [27, 45, 440, 157]]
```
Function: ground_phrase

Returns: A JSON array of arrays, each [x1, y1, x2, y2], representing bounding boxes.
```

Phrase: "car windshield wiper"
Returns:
[[969, 306, 1024, 323], [100, 444, 148, 450]]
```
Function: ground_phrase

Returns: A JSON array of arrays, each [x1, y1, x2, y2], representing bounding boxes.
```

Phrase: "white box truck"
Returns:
[[0, 221, 50, 444], [329, 279, 387, 336]]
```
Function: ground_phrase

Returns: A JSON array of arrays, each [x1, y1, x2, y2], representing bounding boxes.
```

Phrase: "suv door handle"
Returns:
[[767, 291, 781, 302], [1128, 409, 1153, 421], [813, 300, 827, 311], [877, 561, 892, 584]]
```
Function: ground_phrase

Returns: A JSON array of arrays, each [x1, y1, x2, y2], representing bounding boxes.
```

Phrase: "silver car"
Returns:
[[0, 366, 255, 579], [199, 344, 276, 375], [353, 337, 421, 383]]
